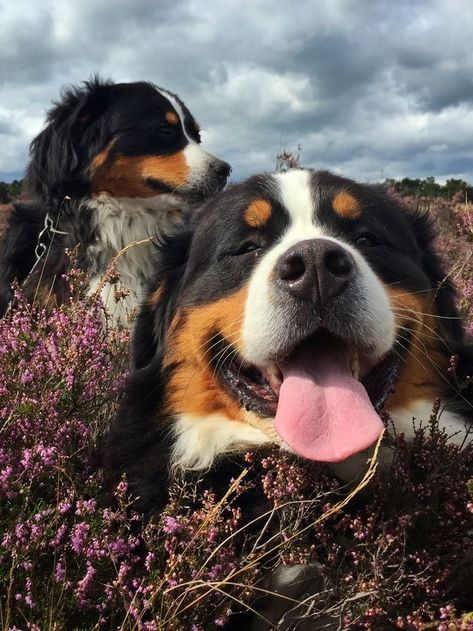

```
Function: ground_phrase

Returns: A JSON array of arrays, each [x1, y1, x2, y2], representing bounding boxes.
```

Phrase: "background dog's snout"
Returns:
[[210, 158, 231, 179], [276, 238, 355, 305]]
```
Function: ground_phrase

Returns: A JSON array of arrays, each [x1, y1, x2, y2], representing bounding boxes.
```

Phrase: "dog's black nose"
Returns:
[[211, 159, 231, 179], [276, 238, 355, 306]]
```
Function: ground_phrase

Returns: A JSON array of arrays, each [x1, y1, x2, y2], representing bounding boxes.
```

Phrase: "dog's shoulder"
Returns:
[[104, 356, 173, 515]]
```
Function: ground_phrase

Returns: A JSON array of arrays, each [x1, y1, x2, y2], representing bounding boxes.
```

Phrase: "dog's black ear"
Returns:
[[23, 77, 114, 204], [405, 209, 465, 343], [132, 225, 195, 369]]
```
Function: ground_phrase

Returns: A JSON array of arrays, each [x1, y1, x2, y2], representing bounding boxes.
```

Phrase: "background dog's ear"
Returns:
[[23, 77, 113, 203], [132, 225, 195, 369]]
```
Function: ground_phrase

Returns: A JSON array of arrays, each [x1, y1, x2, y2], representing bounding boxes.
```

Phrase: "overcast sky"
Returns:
[[1, 0, 472, 185]]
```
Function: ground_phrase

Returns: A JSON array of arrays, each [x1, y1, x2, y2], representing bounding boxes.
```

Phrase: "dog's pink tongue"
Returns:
[[274, 342, 384, 462]]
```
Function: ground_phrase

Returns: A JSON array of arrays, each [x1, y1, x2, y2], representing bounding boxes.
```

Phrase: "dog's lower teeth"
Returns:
[[350, 353, 360, 380], [265, 362, 282, 394]]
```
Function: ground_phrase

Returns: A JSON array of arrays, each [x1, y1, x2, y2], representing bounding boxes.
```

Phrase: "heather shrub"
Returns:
[[0, 226, 472, 629], [0, 271, 130, 628]]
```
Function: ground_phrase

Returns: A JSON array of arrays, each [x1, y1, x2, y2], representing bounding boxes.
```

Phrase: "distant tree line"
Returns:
[[0, 175, 471, 203], [385, 176, 472, 201], [0, 180, 22, 203]]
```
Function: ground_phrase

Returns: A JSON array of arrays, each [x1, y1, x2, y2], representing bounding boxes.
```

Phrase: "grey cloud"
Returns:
[[0, 0, 472, 183]]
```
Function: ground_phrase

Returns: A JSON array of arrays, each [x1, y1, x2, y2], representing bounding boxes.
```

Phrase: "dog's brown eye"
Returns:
[[156, 122, 175, 137], [233, 242, 261, 256]]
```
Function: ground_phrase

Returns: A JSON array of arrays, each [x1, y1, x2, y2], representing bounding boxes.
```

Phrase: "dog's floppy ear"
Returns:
[[23, 77, 114, 203], [405, 208, 465, 343], [132, 224, 195, 369]]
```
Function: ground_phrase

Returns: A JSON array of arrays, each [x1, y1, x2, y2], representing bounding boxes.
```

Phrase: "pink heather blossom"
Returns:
[[162, 515, 181, 534]]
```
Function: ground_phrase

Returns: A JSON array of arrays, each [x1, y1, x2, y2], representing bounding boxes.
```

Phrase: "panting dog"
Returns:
[[0, 78, 230, 323], [106, 169, 473, 627]]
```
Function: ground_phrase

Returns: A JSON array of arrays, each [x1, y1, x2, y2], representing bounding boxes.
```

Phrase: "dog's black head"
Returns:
[[109, 169, 472, 511], [23, 77, 230, 206]]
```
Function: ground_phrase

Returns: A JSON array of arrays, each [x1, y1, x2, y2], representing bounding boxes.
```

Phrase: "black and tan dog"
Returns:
[[0, 78, 230, 323], [107, 168, 473, 627]]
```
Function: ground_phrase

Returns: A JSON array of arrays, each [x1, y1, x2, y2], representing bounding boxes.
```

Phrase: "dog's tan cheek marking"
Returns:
[[89, 138, 117, 173], [90, 151, 190, 197], [141, 152, 189, 187], [165, 111, 179, 124], [244, 199, 272, 228], [164, 286, 249, 420], [332, 191, 361, 219], [90, 155, 152, 197], [385, 286, 448, 411]]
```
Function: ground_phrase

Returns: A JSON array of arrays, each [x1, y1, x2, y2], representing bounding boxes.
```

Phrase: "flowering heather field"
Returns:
[[0, 199, 472, 630]]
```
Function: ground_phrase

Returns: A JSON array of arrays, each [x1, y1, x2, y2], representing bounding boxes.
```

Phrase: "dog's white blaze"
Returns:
[[242, 169, 395, 364], [155, 87, 192, 143], [275, 169, 317, 233], [171, 413, 270, 470]]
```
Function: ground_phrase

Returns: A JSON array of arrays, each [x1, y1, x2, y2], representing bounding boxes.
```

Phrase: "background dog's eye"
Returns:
[[155, 123, 175, 136], [355, 233, 377, 248], [233, 242, 261, 256]]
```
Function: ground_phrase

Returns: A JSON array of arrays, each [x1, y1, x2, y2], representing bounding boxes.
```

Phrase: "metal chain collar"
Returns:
[[30, 210, 69, 275]]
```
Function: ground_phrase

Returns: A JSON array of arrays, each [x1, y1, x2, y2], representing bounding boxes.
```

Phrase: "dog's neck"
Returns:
[[85, 193, 186, 325]]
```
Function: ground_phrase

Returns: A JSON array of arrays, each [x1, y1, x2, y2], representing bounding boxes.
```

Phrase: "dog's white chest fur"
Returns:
[[86, 195, 183, 325]]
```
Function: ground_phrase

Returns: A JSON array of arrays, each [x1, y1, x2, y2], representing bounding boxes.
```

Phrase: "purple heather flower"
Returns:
[[70, 522, 90, 554], [162, 515, 181, 534]]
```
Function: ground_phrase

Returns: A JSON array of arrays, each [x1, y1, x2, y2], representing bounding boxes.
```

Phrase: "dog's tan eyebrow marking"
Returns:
[[332, 191, 362, 219], [165, 111, 179, 125], [244, 199, 272, 228]]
